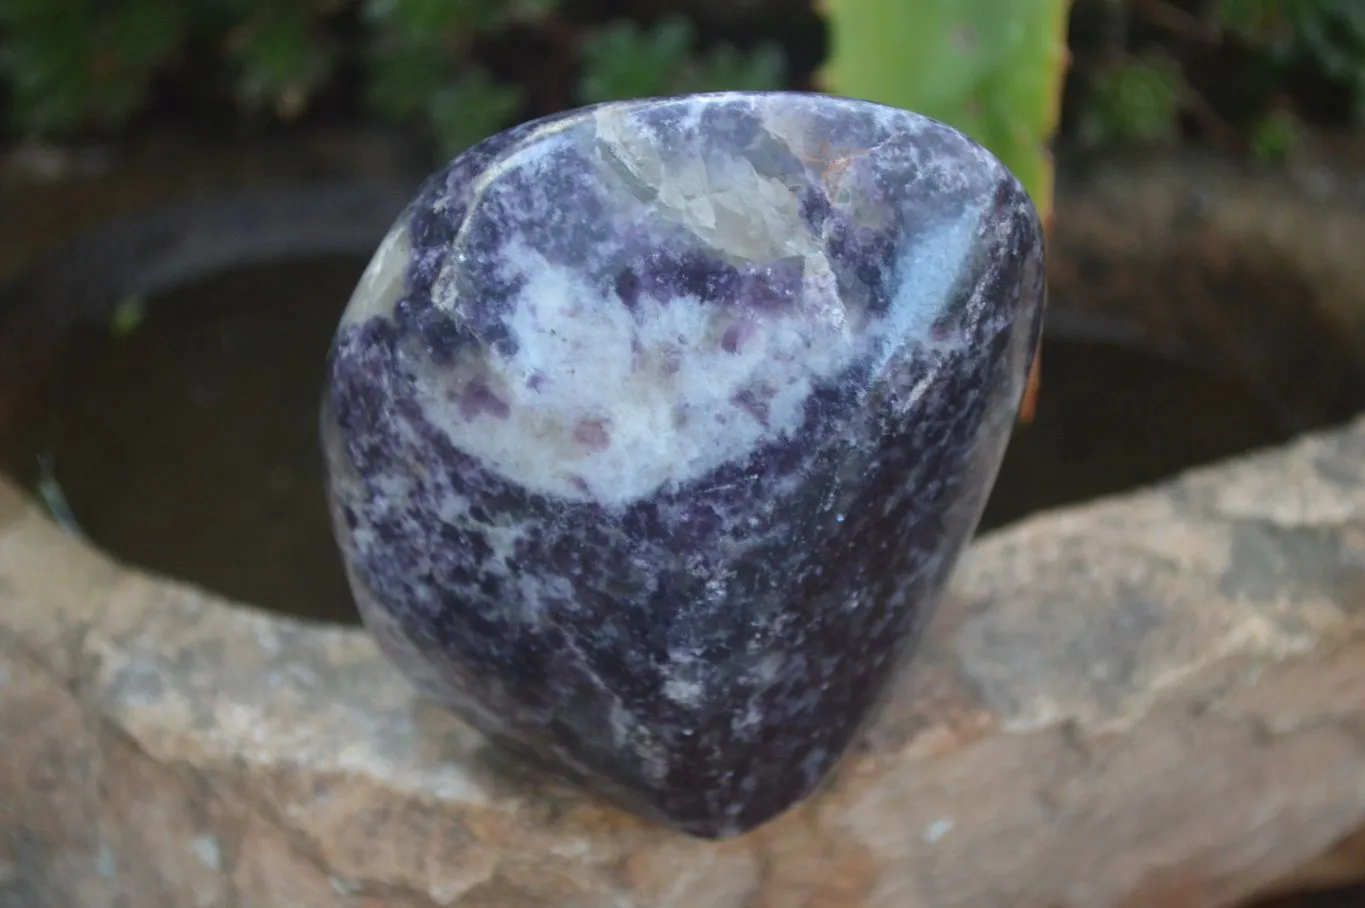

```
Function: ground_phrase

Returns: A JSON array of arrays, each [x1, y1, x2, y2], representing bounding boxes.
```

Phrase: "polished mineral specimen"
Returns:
[[321, 91, 1046, 839]]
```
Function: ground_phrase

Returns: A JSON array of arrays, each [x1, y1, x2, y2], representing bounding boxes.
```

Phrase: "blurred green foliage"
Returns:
[[360, 0, 549, 154], [1, 0, 1362, 169], [423, 69, 525, 156], [225, 2, 340, 120], [578, 14, 785, 104], [1069, 0, 1364, 161], [0, 0, 187, 133], [0, 0, 786, 155], [1077, 51, 1183, 147], [1220, 0, 1365, 109], [1249, 104, 1300, 163]]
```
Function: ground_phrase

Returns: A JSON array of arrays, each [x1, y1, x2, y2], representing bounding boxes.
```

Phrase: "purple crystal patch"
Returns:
[[321, 91, 1046, 839]]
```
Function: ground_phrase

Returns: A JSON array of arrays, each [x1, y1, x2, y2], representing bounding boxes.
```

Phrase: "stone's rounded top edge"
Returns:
[[572, 89, 953, 124], [578, 88, 924, 117], [391, 90, 1036, 281], [627, 90, 1029, 192], [436, 89, 1017, 186], [506, 92, 1034, 261]]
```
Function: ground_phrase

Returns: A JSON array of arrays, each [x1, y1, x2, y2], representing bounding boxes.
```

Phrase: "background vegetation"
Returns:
[[4, 0, 1361, 427], [1, 0, 1361, 167]]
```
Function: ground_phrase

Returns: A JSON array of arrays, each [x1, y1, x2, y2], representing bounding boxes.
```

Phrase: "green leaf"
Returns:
[[0, 26, 95, 133], [577, 14, 785, 104], [364, 41, 452, 121], [0, 0, 187, 135], [108, 0, 186, 69], [362, 0, 502, 39], [427, 68, 524, 155], [109, 294, 147, 338], [505, 0, 559, 25], [1216, 0, 1296, 55], [674, 41, 787, 95], [1078, 52, 1184, 148], [1250, 107, 1300, 163], [230, 10, 335, 119], [577, 15, 697, 104], [820, 0, 1072, 223], [1218, 0, 1365, 114]]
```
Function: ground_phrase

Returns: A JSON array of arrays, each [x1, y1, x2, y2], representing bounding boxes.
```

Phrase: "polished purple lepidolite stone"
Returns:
[[321, 91, 1045, 839]]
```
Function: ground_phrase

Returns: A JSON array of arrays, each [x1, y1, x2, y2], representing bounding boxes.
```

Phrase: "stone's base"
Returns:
[[322, 92, 1045, 837], [5, 411, 1365, 908]]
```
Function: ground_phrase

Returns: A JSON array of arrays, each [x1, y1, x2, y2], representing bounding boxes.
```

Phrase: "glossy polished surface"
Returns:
[[322, 92, 1045, 838]]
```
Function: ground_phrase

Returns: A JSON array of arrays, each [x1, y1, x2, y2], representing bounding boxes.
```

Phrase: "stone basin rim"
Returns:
[[3, 399, 1365, 908], [6, 411, 1365, 908], [6, 408, 1362, 781]]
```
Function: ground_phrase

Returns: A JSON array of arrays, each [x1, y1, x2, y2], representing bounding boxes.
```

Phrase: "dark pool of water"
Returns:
[[977, 341, 1291, 532], [1, 254, 1360, 624], [6, 256, 368, 624]]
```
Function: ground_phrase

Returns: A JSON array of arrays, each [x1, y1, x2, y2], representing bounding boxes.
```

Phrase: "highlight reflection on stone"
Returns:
[[321, 91, 1046, 839]]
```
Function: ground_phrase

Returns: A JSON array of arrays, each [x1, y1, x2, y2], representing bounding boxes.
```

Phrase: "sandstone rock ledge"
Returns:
[[3, 415, 1365, 908]]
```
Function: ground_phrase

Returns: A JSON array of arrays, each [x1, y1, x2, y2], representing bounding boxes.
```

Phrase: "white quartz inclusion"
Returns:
[[419, 240, 869, 508]]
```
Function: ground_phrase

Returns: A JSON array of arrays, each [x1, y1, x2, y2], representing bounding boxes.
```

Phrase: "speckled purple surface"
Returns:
[[321, 91, 1046, 839]]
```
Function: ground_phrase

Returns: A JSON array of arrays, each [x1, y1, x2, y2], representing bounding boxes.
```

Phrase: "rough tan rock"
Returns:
[[4, 408, 1365, 908]]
